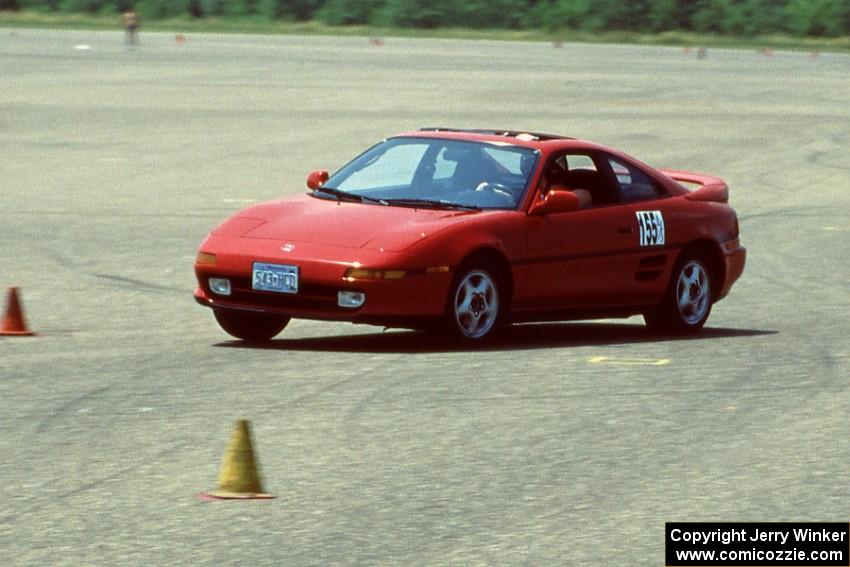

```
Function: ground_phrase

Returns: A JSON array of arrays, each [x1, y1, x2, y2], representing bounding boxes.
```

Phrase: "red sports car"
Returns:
[[194, 128, 745, 342]]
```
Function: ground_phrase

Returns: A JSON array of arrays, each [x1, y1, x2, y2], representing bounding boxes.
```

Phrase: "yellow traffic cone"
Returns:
[[203, 419, 274, 500]]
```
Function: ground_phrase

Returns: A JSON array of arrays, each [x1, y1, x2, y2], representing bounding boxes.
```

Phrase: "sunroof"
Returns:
[[418, 127, 573, 141]]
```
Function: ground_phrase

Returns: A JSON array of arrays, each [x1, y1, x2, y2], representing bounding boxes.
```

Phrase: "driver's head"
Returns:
[[541, 159, 568, 193], [520, 153, 536, 177]]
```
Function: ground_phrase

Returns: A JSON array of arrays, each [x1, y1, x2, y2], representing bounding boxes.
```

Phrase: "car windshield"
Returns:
[[317, 137, 539, 210]]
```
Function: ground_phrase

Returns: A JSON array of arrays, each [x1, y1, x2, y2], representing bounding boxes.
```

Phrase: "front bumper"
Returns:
[[193, 237, 453, 324]]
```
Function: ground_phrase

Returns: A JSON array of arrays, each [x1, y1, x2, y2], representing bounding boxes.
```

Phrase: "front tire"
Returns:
[[644, 253, 713, 334], [213, 309, 290, 341], [446, 260, 504, 342]]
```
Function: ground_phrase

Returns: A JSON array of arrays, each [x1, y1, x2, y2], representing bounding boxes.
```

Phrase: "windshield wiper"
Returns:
[[311, 186, 387, 206], [381, 198, 480, 211]]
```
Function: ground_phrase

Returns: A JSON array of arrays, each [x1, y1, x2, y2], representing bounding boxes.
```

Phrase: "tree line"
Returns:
[[3, 0, 850, 37]]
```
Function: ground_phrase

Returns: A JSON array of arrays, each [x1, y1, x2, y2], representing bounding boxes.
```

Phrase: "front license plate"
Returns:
[[252, 262, 299, 294]]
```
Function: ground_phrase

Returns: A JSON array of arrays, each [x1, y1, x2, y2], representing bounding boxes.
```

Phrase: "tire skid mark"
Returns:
[[743, 257, 806, 294], [35, 385, 110, 434], [806, 148, 850, 172], [330, 379, 847, 407], [743, 124, 849, 205], [38, 243, 187, 296], [749, 153, 830, 197], [257, 356, 396, 413], [7, 209, 227, 219], [0, 440, 190, 526], [745, 245, 848, 294], [7, 352, 187, 525], [38, 241, 96, 271], [341, 361, 412, 449], [270, 375, 358, 411], [31, 352, 166, 433], [92, 273, 185, 295], [739, 206, 841, 222], [804, 129, 850, 173]]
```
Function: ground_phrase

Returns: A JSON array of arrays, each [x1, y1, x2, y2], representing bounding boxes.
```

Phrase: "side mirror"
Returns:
[[306, 170, 329, 190], [528, 189, 581, 216]]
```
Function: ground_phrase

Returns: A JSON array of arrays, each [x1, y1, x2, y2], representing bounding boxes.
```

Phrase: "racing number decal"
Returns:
[[636, 210, 665, 246]]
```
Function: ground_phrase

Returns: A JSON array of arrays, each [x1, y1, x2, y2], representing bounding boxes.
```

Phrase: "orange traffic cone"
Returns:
[[1, 287, 35, 336], [201, 419, 274, 500]]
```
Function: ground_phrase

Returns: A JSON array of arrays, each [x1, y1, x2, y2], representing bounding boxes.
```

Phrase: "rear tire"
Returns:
[[213, 309, 290, 341], [644, 252, 713, 334], [445, 259, 505, 343]]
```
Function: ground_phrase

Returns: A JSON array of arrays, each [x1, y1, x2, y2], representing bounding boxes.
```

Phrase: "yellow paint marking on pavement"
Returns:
[[588, 356, 671, 366]]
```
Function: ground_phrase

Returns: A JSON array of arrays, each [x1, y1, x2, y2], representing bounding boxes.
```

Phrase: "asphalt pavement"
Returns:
[[1, 29, 849, 566]]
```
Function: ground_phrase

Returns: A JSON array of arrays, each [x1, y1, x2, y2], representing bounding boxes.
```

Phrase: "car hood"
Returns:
[[225, 194, 482, 252]]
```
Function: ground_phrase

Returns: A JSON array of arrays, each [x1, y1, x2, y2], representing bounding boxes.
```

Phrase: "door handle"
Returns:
[[617, 225, 634, 234]]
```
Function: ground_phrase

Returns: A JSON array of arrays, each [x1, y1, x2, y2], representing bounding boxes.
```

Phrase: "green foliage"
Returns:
[[257, 0, 319, 20], [647, 0, 677, 31], [785, 0, 849, 37], [219, 0, 259, 16], [4, 0, 849, 36], [523, 0, 590, 31], [60, 0, 104, 13], [452, 0, 534, 29], [380, 0, 450, 28], [198, 0, 223, 16], [135, 0, 190, 19], [691, 0, 727, 33], [316, 0, 381, 25], [16, 0, 60, 10]]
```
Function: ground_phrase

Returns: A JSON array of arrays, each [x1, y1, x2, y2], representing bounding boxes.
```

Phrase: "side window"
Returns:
[[565, 154, 596, 172], [545, 153, 608, 207], [607, 158, 664, 202]]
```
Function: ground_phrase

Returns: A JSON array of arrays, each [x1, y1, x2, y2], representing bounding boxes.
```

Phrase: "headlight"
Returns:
[[338, 291, 366, 308], [209, 278, 231, 296]]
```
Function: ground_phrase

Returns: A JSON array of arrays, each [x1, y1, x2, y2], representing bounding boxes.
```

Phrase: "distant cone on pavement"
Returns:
[[203, 419, 274, 500], [0, 287, 35, 336]]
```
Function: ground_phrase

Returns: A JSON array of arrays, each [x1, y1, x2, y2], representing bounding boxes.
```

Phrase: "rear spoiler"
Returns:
[[659, 169, 729, 203]]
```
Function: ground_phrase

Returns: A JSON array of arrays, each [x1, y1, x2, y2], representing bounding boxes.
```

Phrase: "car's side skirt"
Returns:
[[508, 304, 654, 324]]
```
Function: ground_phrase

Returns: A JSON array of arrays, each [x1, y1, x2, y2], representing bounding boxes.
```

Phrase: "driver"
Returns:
[[539, 159, 592, 209]]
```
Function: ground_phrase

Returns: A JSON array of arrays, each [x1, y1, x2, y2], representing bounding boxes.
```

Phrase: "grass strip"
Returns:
[[1, 10, 848, 53]]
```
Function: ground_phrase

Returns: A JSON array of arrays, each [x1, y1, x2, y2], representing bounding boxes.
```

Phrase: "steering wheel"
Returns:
[[474, 182, 514, 203]]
